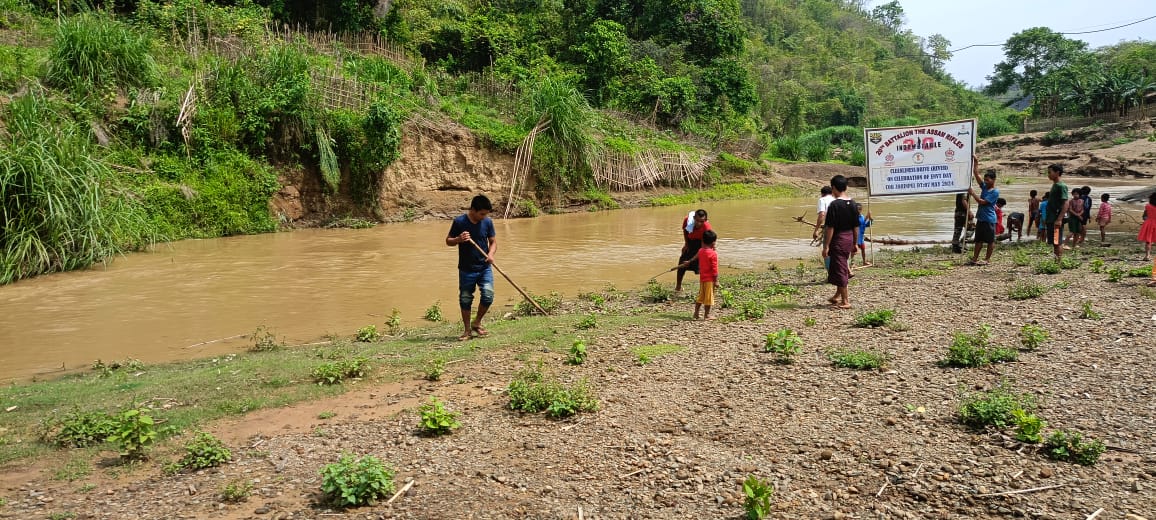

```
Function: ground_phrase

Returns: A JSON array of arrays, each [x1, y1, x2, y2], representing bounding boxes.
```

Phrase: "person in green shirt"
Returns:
[[1043, 163, 1070, 261]]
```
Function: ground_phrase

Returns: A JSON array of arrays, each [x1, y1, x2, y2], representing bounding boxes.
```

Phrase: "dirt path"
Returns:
[[4, 242, 1154, 519]]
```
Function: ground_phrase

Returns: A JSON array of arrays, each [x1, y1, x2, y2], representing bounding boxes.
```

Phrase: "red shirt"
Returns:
[[682, 217, 712, 240], [996, 207, 1005, 235], [698, 247, 719, 283]]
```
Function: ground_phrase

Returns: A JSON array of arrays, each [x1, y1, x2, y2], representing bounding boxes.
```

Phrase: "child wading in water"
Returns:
[[678, 230, 719, 320]]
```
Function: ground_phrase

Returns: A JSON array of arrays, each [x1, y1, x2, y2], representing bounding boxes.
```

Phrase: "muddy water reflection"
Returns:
[[0, 179, 1148, 381]]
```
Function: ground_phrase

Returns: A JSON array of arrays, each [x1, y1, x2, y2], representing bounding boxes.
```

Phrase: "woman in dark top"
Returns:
[[676, 209, 711, 292], [822, 176, 860, 309]]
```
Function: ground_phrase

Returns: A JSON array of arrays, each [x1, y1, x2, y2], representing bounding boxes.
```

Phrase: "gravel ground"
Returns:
[[4, 245, 1155, 520]]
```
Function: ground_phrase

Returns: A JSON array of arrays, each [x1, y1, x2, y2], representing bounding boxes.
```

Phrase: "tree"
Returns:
[[870, 0, 903, 32], [984, 27, 1088, 96], [572, 19, 631, 104]]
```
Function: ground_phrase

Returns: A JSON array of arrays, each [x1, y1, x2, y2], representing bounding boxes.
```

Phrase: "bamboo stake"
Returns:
[[466, 238, 549, 316]]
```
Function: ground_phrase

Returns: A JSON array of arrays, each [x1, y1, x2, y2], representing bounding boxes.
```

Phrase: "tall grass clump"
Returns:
[[521, 76, 592, 178], [770, 136, 802, 161], [0, 91, 148, 284], [47, 12, 158, 94]]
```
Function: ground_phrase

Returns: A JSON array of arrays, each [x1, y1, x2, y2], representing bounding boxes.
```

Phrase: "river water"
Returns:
[[1, 179, 1149, 382]]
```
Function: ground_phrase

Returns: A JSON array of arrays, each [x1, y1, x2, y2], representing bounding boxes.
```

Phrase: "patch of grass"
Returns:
[[52, 456, 92, 482], [576, 314, 597, 330], [312, 357, 371, 385], [828, 349, 887, 370], [957, 383, 1036, 429], [1007, 281, 1047, 300], [1059, 256, 1081, 270], [42, 410, 116, 448], [1107, 266, 1125, 282], [940, 325, 1017, 367], [424, 359, 445, 381], [648, 183, 801, 206], [896, 268, 939, 278], [170, 431, 231, 472], [853, 309, 895, 328], [641, 280, 673, 303], [1034, 259, 1061, 274], [417, 398, 460, 436], [1043, 430, 1105, 465], [1088, 258, 1105, 273], [763, 329, 802, 364], [423, 302, 443, 322], [631, 344, 685, 365], [1079, 301, 1101, 320], [515, 292, 564, 316], [507, 364, 598, 418], [1019, 324, 1049, 351], [221, 480, 252, 503], [581, 189, 620, 211], [1128, 265, 1153, 278], [320, 453, 395, 507], [737, 300, 767, 320], [317, 411, 336, 420], [355, 325, 381, 343], [803, 316, 817, 327], [250, 326, 282, 352], [1011, 249, 1032, 267], [742, 474, 774, 519]]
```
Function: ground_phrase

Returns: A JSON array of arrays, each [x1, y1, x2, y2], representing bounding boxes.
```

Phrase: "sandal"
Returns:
[[457, 333, 472, 342], [471, 325, 490, 338]]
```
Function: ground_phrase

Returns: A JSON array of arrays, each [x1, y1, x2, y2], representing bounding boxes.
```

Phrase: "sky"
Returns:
[[868, 0, 1156, 89]]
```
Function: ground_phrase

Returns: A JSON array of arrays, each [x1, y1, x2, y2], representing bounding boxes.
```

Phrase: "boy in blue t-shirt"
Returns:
[[851, 202, 872, 267], [966, 165, 999, 266], [446, 195, 497, 341]]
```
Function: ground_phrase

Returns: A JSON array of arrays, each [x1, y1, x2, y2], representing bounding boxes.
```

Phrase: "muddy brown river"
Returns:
[[1, 180, 1149, 382]]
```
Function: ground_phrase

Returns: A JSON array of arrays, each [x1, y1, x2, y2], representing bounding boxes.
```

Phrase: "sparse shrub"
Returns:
[[853, 309, 895, 328], [424, 359, 445, 381], [1008, 281, 1047, 300], [1088, 258, 1105, 273], [417, 398, 460, 436], [1040, 128, 1066, 146], [631, 344, 683, 366], [507, 364, 597, 418], [312, 357, 371, 385], [250, 326, 281, 352], [1019, 324, 1049, 351], [576, 314, 597, 330], [107, 409, 159, 460], [91, 358, 146, 378], [1034, 259, 1061, 274], [1012, 249, 1031, 267], [515, 292, 564, 315], [1128, 265, 1153, 278], [567, 340, 587, 365], [319, 454, 395, 507], [802, 140, 831, 162], [174, 431, 231, 471], [642, 281, 673, 303], [764, 329, 801, 364], [1107, 266, 1125, 282], [719, 288, 736, 309], [987, 347, 1019, 363], [739, 300, 767, 320], [804, 316, 817, 327], [355, 325, 381, 342], [1043, 430, 1105, 465], [771, 136, 802, 161], [742, 474, 774, 519], [829, 349, 887, 370], [386, 308, 402, 335], [957, 383, 1035, 429], [941, 325, 1017, 367], [1079, 301, 1101, 320], [220, 480, 251, 502], [45, 410, 116, 448], [1059, 256, 1081, 270], [1012, 409, 1045, 443], [423, 302, 443, 322]]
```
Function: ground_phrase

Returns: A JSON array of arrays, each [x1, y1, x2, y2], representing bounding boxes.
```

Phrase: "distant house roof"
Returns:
[[1008, 94, 1033, 112]]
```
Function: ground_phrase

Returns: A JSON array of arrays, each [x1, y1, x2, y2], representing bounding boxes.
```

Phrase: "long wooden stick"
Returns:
[[467, 238, 549, 316]]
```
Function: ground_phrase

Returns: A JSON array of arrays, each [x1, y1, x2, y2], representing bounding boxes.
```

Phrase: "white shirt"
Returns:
[[817, 194, 835, 215]]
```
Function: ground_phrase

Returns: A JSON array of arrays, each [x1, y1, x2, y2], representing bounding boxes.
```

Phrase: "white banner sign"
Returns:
[[863, 119, 976, 196]]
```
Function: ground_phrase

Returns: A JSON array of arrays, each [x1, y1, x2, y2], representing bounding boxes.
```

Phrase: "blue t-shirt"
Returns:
[[857, 215, 871, 246], [448, 214, 495, 272], [1037, 201, 1048, 228], [977, 186, 999, 223]]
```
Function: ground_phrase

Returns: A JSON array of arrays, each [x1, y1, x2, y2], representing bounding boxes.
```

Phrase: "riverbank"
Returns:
[[2, 240, 1153, 519]]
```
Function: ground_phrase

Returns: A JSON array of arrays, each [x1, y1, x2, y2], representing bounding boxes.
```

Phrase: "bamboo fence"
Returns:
[[1024, 104, 1152, 133], [589, 150, 714, 190]]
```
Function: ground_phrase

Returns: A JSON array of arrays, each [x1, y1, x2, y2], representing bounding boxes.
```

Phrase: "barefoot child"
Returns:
[[852, 202, 872, 267], [678, 230, 719, 320], [1096, 193, 1112, 244], [1139, 192, 1156, 261], [1027, 190, 1040, 238]]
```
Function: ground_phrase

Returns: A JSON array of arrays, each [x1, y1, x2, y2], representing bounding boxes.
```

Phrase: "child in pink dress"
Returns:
[[1139, 192, 1156, 261], [1095, 193, 1112, 245]]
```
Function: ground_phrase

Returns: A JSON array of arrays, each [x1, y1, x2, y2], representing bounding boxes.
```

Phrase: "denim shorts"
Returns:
[[458, 268, 494, 309]]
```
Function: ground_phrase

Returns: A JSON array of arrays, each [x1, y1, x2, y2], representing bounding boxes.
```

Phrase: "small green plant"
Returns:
[[567, 340, 588, 365], [1088, 258, 1105, 273], [1059, 256, 1081, 270], [719, 288, 736, 309], [1079, 301, 1101, 320], [107, 409, 158, 460], [52, 458, 91, 482], [829, 349, 887, 370], [576, 314, 597, 330], [417, 398, 461, 436], [319, 453, 395, 507], [1007, 281, 1047, 300], [312, 357, 371, 385], [1011, 409, 1045, 443], [897, 268, 939, 278], [48, 513, 76, 520], [1034, 259, 1061, 274], [738, 300, 766, 320], [763, 329, 802, 364], [742, 474, 774, 520], [1128, 265, 1153, 277], [1012, 249, 1032, 267], [941, 325, 1016, 367], [250, 326, 281, 352], [318, 411, 336, 420], [423, 302, 443, 322], [853, 309, 895, 328], [45, 410, 116, 448], [355, 325, 381, 342], [1043, 430, 1106, 465], [803, 316, 817, 327], [507, 364, 598, 418], [642, 280, 673, 303], [424, 358, 445, 381], [1019, 324, 1049, 350], [515, 291, 564, 315], [220, 480, 252, 503], [1107, 266, 1125, 282], [173, 431, 231, 471], [957, 383, 1036, 429], [386, 308, 402, 335], [91, 358, 146, 377]]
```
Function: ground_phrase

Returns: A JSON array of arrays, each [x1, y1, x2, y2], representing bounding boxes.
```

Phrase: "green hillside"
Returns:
[[0, 0, 1005, 284]]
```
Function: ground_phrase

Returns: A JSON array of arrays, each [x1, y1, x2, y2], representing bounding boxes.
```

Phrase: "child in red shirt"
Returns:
[[679, 230, 719, 320]]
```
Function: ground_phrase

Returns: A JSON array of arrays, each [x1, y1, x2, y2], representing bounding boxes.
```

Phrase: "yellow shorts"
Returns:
[[696, 282, 715, 306]]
